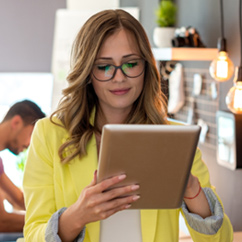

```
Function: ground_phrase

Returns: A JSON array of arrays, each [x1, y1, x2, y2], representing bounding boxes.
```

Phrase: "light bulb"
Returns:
[[209, 51, 234, 82], [226, 67, 242, 114]]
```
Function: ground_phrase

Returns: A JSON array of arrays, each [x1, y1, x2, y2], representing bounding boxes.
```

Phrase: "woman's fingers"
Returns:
[[89, 185, 140, 207], [85, 182, 140, 209], [97, 174, 127, 192], [87, 173, 126, 192], [89, 194, 141, 220], [90, 174, 140, 204], [102, 183, 140, 201], [76, 173, 140, 224]]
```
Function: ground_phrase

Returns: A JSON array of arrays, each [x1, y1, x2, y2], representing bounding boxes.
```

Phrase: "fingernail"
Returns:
[[133, 195, 140, 201], [124, 204, 131, 209], [131, 184, 140, 191], [118, 174, 126, 180]]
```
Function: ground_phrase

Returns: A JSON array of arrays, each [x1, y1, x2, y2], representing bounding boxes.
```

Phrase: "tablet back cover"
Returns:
[[97, 124, 200, 209]]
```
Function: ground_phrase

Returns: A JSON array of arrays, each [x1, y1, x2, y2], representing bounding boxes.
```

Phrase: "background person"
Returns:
[[23, 9, 233, 242], [0, 100, 45, 240]]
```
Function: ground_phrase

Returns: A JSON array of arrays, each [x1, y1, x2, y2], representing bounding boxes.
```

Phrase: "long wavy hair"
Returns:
[[51, 9, 168, 164]]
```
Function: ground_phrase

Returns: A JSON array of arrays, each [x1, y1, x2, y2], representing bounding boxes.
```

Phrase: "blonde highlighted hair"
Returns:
[[51, 9, 168, 164]]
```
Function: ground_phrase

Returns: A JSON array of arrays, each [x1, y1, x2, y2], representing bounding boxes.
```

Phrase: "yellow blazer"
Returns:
[[23, 117, 233, 242]]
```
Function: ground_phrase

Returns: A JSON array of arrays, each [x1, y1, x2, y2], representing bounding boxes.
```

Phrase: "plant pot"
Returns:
[[153, 27, 175, 48]]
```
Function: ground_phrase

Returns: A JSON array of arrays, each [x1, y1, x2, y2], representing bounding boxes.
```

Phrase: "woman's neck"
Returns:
[[96, 107, 130, 127], [95, 107, 130, 157]]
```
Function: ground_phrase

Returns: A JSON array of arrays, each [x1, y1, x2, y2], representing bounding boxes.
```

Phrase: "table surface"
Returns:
[[179, 231, 242, 242], [16, 231, 242, 242]]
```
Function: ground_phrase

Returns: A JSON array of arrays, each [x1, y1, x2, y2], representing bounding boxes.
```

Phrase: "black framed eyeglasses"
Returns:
[[92, 59, 145, 82]]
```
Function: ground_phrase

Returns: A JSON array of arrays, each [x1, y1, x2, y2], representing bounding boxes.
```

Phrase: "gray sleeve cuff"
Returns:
[[45, 207, 86, 242], [181, 187, 224, 235]]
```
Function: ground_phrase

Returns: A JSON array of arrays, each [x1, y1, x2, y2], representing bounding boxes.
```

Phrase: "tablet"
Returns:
[[97, 124, 201, 209]]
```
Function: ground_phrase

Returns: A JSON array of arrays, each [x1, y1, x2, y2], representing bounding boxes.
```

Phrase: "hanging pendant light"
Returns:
[[209, 0, 234, 82], [226, 0, 242, 114]]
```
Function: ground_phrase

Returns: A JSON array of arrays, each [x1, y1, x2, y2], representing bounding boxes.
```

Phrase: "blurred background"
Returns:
[[0, 0, 241, 233]]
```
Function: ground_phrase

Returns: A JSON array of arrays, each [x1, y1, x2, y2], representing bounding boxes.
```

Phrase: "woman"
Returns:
[[23, 9, 233, 242]]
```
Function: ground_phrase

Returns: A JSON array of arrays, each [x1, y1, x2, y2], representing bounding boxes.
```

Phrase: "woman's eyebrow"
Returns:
[[96, 54, 140, 61], [123, 54, 140, 58]]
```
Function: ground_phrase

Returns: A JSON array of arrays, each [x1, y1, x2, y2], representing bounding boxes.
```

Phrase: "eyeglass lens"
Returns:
[[93, 59, 145, 81]]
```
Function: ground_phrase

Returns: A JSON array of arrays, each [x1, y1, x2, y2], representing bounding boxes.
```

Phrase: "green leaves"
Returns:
[[16, 149, 28, 172], [155, 0, 177, 27]]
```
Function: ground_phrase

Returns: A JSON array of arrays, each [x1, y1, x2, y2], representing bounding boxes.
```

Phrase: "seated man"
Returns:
[[0, 100, 45, 238]]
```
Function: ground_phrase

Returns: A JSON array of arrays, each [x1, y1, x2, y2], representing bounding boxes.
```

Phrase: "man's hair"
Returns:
[[2, 100, 46, 125]]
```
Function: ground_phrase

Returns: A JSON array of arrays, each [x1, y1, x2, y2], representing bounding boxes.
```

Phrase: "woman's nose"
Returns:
[[112, 68, 126, 82]]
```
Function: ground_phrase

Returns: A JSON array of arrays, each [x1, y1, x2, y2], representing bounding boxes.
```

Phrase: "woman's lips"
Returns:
[[110, 88, 130, 95]]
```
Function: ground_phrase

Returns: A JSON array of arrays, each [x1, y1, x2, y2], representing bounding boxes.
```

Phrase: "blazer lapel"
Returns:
[[67, 134, 98, 196], [67, 108, 97, 197], [141, 209, 158, 242]]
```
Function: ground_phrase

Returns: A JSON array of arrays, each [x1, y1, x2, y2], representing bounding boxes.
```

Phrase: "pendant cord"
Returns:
[[220, 0, 225, 38], [240, 0, 242, 66]]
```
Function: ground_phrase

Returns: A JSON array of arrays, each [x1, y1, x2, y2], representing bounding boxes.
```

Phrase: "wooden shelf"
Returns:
[[152, 47, 218, 61]]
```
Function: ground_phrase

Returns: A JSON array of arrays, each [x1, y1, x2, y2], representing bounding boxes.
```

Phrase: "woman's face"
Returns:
[[91, 29, 144, 119]]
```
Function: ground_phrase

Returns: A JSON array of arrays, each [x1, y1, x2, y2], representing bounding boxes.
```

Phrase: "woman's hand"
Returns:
[[58, 171, 140, 242], [183, 173, 211, 219], [184, 173, 201, 199], [74, 171, 140, 224]]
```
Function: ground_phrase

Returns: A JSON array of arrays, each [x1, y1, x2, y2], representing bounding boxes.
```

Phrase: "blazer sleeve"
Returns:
[[181, 148, 234, 242], [23, 119, 57, 242]]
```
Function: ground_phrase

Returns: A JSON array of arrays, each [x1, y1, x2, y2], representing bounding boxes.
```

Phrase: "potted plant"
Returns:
[[153, 0, 177, 48]]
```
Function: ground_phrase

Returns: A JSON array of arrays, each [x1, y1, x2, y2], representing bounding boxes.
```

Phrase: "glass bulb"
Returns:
[[226, 81, 242, 114], [209, 51, 234, 82]]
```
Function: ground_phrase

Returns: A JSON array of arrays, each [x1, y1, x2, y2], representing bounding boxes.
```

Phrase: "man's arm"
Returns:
[[0, 190, 25, 232], [0, 172, 25, 210]]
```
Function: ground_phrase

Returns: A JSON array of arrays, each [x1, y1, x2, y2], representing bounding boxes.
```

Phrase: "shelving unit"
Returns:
[[152, 47, 218, 61]]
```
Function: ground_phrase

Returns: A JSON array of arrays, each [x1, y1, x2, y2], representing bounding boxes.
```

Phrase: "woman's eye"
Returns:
[[97, 65, 111, 71], [124, 61, 138, 68]]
